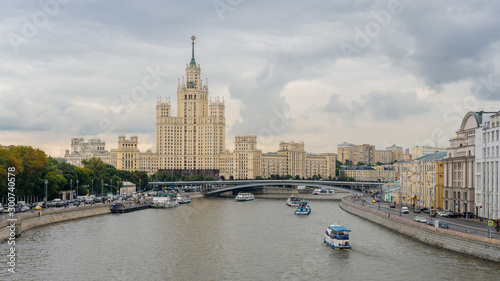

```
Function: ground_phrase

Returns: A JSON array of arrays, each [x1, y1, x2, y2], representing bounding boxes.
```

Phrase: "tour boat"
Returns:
[[151, 196, 179, 208], [176, 193, 191, 204], [313, 188, 334, 195], [294, 201, 311, 215], [324, 224, 351, 249], [235, 192, 254, 201], [286, 195, 301, 207]]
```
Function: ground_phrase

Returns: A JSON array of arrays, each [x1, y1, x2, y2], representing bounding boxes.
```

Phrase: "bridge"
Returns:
[[148, 180, 384, 197]]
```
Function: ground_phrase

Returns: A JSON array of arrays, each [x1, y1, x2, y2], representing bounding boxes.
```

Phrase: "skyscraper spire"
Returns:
[[190, 35, 196, 66]]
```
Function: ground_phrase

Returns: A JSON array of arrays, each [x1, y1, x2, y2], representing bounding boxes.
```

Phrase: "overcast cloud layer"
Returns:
[[1, 0, 500, 156]]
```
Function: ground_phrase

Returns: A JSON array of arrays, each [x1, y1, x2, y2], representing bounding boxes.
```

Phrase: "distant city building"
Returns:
[[386, 144, 404, 162], [110, 37, 337, 179], [398, 152, 446, 210], [403, 148, 412, 162], [64, 137, 110, 167], [474, 111, 500, 221], [340, 165, 395, 182], [412, 145, 447, 159], [339, 142, 402, 165], [119, 181, 136, 195]]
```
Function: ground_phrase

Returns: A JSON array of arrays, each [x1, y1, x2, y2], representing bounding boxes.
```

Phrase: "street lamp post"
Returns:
[[76, 179, 79, 198], [101, 179, 103, 197], [110, 179, 112, 195], [44, 180, 48, 203], [91, 179, 94, 196]]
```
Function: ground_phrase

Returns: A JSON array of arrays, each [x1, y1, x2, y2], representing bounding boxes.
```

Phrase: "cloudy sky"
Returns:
[[1, 0, 500, 157]]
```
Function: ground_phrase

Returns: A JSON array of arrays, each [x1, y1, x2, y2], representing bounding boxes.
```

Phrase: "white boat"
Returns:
[[176, 193, 191, 204], [313, 188, 334, 195], [151, 196, 179, 208], [294, 201, 311, 215], [286, 195, 301, 207], [235, 192, 254, 201], [324, 224, 351, 249]]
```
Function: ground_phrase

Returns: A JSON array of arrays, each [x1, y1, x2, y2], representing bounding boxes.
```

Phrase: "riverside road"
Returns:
[[354, 198, 500, 240]]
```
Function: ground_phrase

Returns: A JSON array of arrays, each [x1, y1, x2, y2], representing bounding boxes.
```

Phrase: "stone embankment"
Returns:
[[0, 202, 138, 243], [340, 197, 500, 263]]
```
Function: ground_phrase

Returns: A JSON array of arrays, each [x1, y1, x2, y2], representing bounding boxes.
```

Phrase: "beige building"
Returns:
[[398, 152, 445, 210], [412, 146, 447, 159], [444, 111, 482, 215], [219, 137, 336, 180], [374, 150, 392, 164], [340, 165, 395, 182], [337, 142, 375, 165], [110, 37, 337, 180], [64, 137, 110, 167]]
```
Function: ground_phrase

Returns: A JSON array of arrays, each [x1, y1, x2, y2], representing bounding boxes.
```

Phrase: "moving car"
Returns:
[[389, 203, 396, 208], [439, 221, 450, 229], [401, 207, 409, 214]]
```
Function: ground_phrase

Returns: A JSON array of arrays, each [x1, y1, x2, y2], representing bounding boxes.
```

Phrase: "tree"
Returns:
[[357, 162, 365, 166]]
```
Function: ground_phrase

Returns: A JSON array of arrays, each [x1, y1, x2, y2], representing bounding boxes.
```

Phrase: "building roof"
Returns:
[[414, 151, 447, 162], [338, 141, 354, 147]]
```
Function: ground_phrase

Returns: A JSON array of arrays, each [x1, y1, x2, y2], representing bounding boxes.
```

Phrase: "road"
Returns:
[[352, 197, 500, 240]]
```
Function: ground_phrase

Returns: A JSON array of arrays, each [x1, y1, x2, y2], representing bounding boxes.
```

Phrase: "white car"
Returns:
[[401, 207, 409, 214]]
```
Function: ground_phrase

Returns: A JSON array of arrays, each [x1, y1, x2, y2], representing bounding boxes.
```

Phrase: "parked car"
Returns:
[[401, 207, 409, 214], [428, 219, 435, 226], [462, 212, 475, 219], [389, 203, 396, 208], [420, 208, 429, 213], [413, 209, 421, 214], [419, 217, 428, 223], [447, 212, 461, 218], [413, 216, 421, 222], [438, 211, 451, 217]]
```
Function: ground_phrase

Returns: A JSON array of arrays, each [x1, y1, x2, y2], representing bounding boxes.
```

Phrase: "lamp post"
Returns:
[[76, 179, 79, 198], [91, 179, 94, 196], [44, 179, 48, 203], [110, 179, 112, 195], [101, 179, 104, 197]]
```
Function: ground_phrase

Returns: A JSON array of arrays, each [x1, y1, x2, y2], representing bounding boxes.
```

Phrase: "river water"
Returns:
[[1, 198, 499, 281]]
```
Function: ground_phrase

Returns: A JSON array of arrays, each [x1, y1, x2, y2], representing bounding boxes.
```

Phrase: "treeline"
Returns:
[[0, 146, 148, 200]]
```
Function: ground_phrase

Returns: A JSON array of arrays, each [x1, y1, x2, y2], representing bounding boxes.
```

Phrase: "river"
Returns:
[[1, 198, 499, 280]]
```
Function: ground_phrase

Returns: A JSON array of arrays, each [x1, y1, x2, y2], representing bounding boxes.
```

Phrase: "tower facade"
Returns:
[[155, 36, 225, 172]]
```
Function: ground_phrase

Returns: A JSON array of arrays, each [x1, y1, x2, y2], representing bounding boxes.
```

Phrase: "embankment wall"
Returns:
[[340, 197, 500, 263]]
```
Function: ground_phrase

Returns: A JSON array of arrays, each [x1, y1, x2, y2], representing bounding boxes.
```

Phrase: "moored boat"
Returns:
[[324, 224, 351, 249], [294, 201, 311, 215], [176, 193, 191, 204], [313, 188, 334, 195], [235, 192, 254, 201], [151, 196, 179, 208], [286, 195, 301, 207]]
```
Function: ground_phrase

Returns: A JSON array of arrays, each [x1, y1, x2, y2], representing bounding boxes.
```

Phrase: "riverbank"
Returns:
[[0, 201, 141, 243], [340, 196, 500, 263]]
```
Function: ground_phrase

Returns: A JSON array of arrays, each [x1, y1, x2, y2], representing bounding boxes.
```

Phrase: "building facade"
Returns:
[[443, 111, 481, 215], [412, 146, 447, 159], [110, 37, 337, 179], [340, 165, 395, 182], [474, 111, 500, 221], [64, 137, 110, 167], [398, 152, 445, 210]]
